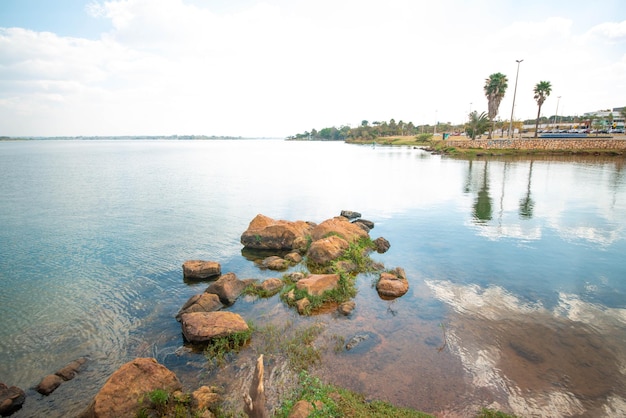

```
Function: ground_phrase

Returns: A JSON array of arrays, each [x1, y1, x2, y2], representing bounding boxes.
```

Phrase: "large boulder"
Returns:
[[310, 216, 368, 243], [376, 267, 409, 299], [182, 260, 221, 280], [80, 358, 182, 418], [295, 274, 340, 296], [307, 235, 350, 266], [180, 311, 249, 344], [176, 293, 223, 321], [0, 383, 25, 416], [240, 214, 313, 251], [205, 272, 252, 305]]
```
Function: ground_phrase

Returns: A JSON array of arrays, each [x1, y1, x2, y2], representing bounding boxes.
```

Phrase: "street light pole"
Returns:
[[553, 96, 561, 128], [508, 59, 523, 138]]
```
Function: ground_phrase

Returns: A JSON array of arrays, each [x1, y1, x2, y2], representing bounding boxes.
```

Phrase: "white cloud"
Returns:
[[0, 0, 625, 136]]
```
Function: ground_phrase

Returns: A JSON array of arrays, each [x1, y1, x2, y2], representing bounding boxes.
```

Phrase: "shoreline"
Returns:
[[346, 134, 626, 156]]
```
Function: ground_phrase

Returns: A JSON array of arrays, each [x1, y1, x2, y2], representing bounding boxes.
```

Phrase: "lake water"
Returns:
[[0, 139, 625, 417]]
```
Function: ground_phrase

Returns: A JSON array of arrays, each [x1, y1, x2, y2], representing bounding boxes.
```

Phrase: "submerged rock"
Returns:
[[36, 357, 88, 395], [337, 301, 356, 316], [261, 256, 289, 271]]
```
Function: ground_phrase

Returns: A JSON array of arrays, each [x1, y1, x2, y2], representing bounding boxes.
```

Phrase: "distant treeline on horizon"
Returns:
[[0, 135, 281, 141]]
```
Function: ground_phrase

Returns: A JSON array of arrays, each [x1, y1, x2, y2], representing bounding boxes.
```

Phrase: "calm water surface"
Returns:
[[0, 140, 625, 417]]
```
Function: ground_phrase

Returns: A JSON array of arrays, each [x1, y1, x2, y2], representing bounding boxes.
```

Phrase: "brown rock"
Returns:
[[257, 278, 284, 296], [354, 218, 374, 230], [310, 216, 368, 243], [376, 268, 409, 298], [192, 386, 221, 412], [372, 237, 390, 253], [176, 293, 223, 321], [55, 357, 87, 381], [182, 260, 221, 280], [286, 272, 306, 282], [240, 214, 313, 250], [36, 374, 64, 395], [0, 383, 25, 416], [180, 311, 249, 343], [205, 272, 251, 305], [296, 298, 310, 315], [288, 399, 324, 418], [81, 358, 182, 418], [284, 252, 302, 264], [338, 301, 356, 316], [307, 235, 349, 266], [295, 274, 340, 296], [261, 256, 289, 271]]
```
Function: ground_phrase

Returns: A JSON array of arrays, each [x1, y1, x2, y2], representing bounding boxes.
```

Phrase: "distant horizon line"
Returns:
[[0, 135, 285, 140]]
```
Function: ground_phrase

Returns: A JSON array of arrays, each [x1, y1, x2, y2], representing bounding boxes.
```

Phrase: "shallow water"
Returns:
[[0, 140, 625, 417]]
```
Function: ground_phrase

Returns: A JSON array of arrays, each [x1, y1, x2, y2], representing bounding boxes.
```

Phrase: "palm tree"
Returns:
[[466, 111, 490, 140], [533, 81, 552, 138], [484, 73, 508, 139]]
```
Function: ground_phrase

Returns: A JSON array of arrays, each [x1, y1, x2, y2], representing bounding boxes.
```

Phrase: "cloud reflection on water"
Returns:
[[425, 279, 626, 417]]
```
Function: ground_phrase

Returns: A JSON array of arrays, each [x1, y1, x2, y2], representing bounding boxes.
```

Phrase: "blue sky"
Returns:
[[0, 0, 625, 136]]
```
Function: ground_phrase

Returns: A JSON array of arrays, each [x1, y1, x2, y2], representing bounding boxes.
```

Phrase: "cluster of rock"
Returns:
[[0, 357, 88, 417], [73, 210, 410, 418]]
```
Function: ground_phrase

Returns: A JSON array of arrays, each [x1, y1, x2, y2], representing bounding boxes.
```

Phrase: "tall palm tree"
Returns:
[[533, 81, 552, 138], [484, 73, 508, 139]]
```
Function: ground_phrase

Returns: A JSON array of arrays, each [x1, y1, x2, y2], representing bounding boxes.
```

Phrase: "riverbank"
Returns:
[[347, 134, 626, 156]]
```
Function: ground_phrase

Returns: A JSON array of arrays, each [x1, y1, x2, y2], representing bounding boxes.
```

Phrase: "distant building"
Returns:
[[582, 107, 625, 129]]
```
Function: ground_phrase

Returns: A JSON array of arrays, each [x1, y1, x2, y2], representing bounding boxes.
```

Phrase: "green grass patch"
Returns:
[[254, 321, 325, 372], [275, 371, 434, 418], [204, 323, 254, 368]]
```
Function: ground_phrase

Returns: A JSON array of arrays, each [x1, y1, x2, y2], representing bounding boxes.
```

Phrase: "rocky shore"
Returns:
[[1, 210, 412, 417]]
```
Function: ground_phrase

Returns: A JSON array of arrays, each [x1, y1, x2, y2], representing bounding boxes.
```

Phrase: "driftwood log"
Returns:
[[243, 355, 268, 418]]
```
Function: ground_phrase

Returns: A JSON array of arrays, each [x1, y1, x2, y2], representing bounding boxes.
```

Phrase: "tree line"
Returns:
[[287, 119, 462, 141]]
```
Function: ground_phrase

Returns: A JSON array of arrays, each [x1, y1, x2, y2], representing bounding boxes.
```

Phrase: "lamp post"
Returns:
[[553, 96, 561, 128], [508, 59, 523, 138]]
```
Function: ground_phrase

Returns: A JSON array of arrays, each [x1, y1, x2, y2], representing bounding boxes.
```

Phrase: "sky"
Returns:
[[0, 0, 625, 137]]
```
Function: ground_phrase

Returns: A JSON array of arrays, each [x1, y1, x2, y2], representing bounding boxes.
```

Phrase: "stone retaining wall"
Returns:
[[445, 138, 626, 150]]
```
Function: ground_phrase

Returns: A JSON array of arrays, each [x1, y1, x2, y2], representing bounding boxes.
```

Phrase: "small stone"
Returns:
[[36, 374, 64, 395], [284, 252, 302, 264], [338, 301, 355, 316], [262, 256, 289, 271], [0, 383, 25, 416], [373, 237, 390, 253], [340, 210, 361, 220], [192, 386, 221, 411], [258, 278, 284, 296], [296, 298, 310, 315]]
